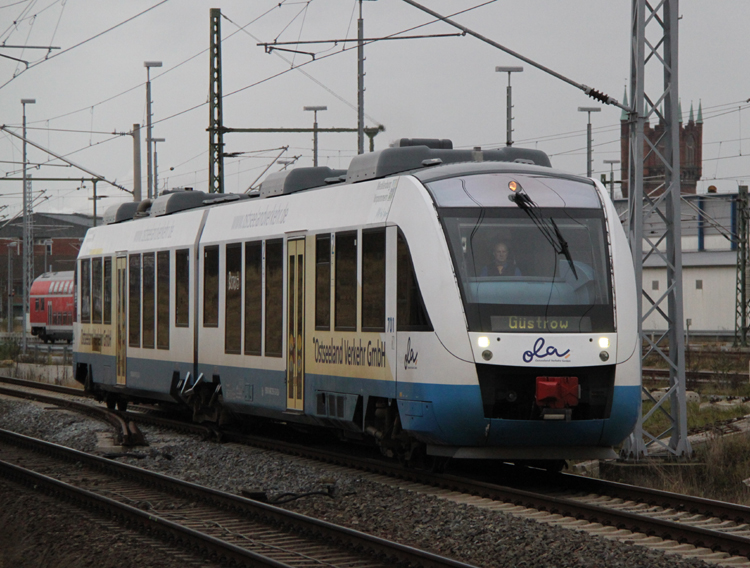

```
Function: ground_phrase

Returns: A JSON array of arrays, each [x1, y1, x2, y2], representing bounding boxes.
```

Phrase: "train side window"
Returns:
[[315, 234, 331, 330], [175, 249, 190, 327], [362, 229, 386, 332], [225, 243, 242, 354], [157, 250, 170, 350], [397, 232, 432, 331], [142, 252, 156, 349], [335, 231, 357, 331], [128, 254, 141, 347], [203, 245, 219, 328], [80, 259, 91, 324], [265, 239, 283, 357], [103, 257, 112, 325], [92, 257, 103, 324], [244, 241, 262, 356]]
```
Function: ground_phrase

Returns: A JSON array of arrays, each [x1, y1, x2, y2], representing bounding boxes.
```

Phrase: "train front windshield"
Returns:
[[426, 172, 614, 334]]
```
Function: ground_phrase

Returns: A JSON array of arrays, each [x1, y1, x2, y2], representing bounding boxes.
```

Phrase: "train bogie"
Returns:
[[74, 140, 640, 464]]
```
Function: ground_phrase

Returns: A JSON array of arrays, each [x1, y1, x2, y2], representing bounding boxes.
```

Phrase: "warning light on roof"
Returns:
[[508, 181, 518, 192]]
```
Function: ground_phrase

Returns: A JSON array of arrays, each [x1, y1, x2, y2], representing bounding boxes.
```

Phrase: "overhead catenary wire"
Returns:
[[2, 2, 749, 205], [0, 0, 171, 91]]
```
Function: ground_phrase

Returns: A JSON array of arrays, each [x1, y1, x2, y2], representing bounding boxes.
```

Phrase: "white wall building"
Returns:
[[615, 190, 741, 340]]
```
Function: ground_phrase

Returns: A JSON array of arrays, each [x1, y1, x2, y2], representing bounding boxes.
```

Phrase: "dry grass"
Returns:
[[620, 434, 750, 505]]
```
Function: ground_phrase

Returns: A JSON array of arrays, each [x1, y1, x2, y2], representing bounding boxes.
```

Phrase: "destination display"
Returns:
[[491, 315, 592, 332]]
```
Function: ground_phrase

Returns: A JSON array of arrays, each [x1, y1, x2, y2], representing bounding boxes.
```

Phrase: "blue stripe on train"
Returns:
[[76, 353, 640, 448]]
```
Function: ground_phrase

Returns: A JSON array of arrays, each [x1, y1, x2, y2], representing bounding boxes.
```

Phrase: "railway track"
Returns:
[[0, 377, 144, 446], [5, 375, 750, 564], [0, 428, 476, 568]]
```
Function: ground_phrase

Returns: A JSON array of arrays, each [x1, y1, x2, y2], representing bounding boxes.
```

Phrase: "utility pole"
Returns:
[[304, 106, 327, 166], [21, 98, 35, 353], [209, 8, 224, 193], [144, 61, 162, 200], [153, 138, 165, 196], [622, 0, 690, 460], [495, 66, 523, 147], [88, 180, 108, 227], [735, 185, 749, 346], [604, 159, 621, 200], [132, 123, 142, 202], [357, 0, 365, 155], [578, 106, 601, 177], [43, 240, 52, 273], [356, 0, 378, 155], [7, 241, 17, 334]]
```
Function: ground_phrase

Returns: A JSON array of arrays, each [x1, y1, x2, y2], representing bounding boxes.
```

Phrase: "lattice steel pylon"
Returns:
[[208, 8, 224, 194], [621, 0, 691, 459], [735, 186, 750, 346]]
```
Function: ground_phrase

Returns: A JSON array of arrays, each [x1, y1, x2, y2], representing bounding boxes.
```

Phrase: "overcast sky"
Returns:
[[1, 0, 749, 221]]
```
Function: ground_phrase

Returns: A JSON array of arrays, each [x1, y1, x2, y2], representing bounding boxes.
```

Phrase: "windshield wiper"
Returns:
[[550, 218, 578, 279], [509, 180, 578, 279]]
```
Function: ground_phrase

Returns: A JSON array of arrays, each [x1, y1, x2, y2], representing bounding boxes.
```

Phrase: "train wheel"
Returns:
[[105, 397, 116, 410], [545, 460, 567, 473], [116, 399, 128, 412], [427, 455, 450, 474]]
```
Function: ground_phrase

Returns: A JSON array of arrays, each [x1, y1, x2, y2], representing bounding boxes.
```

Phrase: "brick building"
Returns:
[[1, 212, 94, 320], [620, 97, 703, 197]]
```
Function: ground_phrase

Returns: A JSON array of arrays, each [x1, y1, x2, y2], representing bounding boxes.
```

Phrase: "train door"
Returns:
[[286, 239, 305, 411], [115, 255, 127, 386], [47, 300, 52, 326]]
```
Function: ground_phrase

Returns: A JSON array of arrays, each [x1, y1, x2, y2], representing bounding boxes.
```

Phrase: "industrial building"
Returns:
[[0, 212, 92, 322]]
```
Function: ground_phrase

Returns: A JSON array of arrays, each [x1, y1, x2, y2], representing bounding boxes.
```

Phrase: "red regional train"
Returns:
[[29, 271, 75, 344]]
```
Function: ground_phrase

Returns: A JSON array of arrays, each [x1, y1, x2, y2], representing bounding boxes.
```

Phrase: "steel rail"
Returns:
[[0, 429, 478, 568], [6, 375, 750, 557], [126, 411, 750, 557], [558, 471, 750, 525], [0, 461, 294, 568], [0, 375, 86, 397], [0, 384, 143, 446]]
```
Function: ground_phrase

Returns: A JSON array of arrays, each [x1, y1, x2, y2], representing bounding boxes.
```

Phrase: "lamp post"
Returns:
[[495, 66, 523, 147], [7, 241, 17, 334], [603, 159, 621, 200], [144, 61, 162, 200], [578, 106, 601, 178], [21, 98, 35, 352], [304, 106, 327, 167], [152, 137, 165, 197]]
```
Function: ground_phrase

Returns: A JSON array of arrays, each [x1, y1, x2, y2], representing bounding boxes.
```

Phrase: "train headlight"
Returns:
[[478, 336, 490, 348], [482, 350, 493, 361], [599, 351, 610, 361], [598, 337, 610, 349]]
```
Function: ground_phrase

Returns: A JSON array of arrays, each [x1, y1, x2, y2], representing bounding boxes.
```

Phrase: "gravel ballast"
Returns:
[[0, 397, 718, 568]]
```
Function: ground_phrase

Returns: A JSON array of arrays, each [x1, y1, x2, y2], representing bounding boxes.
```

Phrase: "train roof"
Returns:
[[34, 271, 74, 282], [30, 271, 74, 295], [412, 160, 591, 185], [102, 139, 559, 225]]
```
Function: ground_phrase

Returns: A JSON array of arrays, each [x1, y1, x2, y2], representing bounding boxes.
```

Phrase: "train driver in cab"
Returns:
[[481, 240, 521, 276]]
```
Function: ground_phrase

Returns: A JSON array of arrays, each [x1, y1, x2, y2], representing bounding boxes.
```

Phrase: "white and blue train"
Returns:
[[73, 139, 640, 466]]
